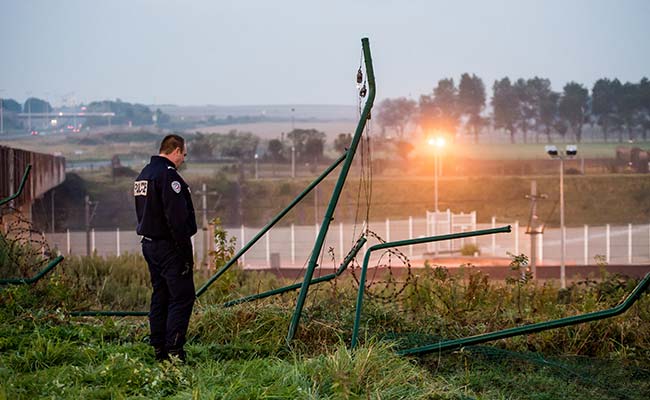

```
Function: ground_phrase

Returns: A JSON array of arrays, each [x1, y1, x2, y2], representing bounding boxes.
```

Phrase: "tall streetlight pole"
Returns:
[[291, 108, 296, 179], [428, 136, 446, 212], [546, 145, 577, 289], [0, 90, 4, 135]]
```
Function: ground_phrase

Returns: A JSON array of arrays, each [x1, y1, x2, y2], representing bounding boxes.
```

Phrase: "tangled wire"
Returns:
[[0, 204, 54, 279]]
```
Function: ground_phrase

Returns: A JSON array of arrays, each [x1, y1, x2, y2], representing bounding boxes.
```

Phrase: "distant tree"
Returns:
[[154, 108, 171, 126], [458, 73, 486, 143], [418, 78, 459, 139], [0, 98, 23, 129], [219, 130, 259, 160], [267, 138, 285, 162], [559, 82, 589, 142], [591, 78, 623, 142], [491, 77, 519, 143], [1, 98, 22, 113], [394, 139, 414, 162], [333, 133, 352, 154], [85, 100, 154, 127], [514, 78, 536, 143], [304, 136, 325, 163], [376, 97, 417, 137], [639, 77, 650, 141], [188, 132, 216, 161], [23, 97, 52, 114], [538, 90, 560, 142], [620, 81, 642, 142], [527, 77, 556, 142], [286, 129, 326, 162]]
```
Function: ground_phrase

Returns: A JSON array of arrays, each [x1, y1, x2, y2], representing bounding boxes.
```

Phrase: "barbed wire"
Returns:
[[1, 205, 54, 278]]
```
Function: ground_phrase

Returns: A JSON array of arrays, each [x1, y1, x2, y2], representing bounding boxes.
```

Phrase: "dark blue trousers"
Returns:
[[142, 239, 195, 351]]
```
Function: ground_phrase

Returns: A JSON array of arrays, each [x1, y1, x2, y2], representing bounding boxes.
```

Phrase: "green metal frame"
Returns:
[[351, 226, 513, 349], [1, 164, 66, 286], [0, 255, 65, 285], [0, 164, 32, 207], [287, 37, 376, 343], [195, 151, 347, 298], [223, 236, 366, 307], [397, 271, 650, 356]]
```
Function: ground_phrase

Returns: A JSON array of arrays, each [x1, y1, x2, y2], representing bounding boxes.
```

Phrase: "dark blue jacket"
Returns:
[[134, 156, 197, 255]]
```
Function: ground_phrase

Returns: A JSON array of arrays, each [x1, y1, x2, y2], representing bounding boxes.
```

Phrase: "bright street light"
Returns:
[[546, 144, 578, 289]]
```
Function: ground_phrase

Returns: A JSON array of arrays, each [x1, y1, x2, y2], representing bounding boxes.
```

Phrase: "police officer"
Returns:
[[134, 134, 197, 362]]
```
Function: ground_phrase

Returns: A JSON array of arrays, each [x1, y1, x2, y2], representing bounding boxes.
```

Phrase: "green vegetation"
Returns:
[[1, 247, 649, 398]]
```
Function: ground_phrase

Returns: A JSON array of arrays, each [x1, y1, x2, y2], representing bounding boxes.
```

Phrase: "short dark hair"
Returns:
[[159, 134, 185, 155]]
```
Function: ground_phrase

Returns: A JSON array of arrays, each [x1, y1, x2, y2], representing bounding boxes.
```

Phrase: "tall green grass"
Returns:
[[1, 254, 649, 399]]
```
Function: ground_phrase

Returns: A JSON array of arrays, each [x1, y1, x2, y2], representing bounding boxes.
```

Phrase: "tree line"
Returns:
[[376, 75, 650, 143], [188, 129, 347, 165], [0, 98, 170, 130]]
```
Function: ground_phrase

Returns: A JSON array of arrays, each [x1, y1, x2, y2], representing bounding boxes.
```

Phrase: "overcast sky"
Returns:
[[1, 0, 648, 106]]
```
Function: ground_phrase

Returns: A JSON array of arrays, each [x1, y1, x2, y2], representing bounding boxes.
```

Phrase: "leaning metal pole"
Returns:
[[287, 37, 376, 343], [195, 151, 347, 298], [397, 271, 650, 356]]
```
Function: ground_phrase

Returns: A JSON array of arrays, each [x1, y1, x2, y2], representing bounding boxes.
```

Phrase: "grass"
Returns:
[[1, 249, 650, 399]]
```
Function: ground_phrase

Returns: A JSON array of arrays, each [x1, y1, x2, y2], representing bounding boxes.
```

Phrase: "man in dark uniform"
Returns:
[[134, 134, 197, 362]]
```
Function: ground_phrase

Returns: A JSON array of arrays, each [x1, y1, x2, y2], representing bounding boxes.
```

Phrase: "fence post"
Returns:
[[584, 225, 588, 265], [539, 232, 543, 265], [408, 216, 413, 258], [339, 222, 344, 262], [385, 218, 390, 242], [240, 225, 246, 265], [606, 224, 611, 263], [66, 228, 71, 254], [291, 223, 295, 265], [491, 216, 496, 255], [91, 228, 96, 255], [265, 231, 270, 266], [514, 220, 519, 255], [628, 223, 632, 264], [116, 228, 120, 256]]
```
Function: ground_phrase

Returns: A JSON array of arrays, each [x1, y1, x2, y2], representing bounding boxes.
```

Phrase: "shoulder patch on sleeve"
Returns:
[[134, 180, 148, 196], [171, 181, 182, 193]]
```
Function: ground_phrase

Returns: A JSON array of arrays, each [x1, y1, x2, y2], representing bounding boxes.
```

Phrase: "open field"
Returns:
[[1, 251, 649, 399], [2, 124, 648, 165]]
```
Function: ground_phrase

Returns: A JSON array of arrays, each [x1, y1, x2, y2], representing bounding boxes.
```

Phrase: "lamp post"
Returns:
[[545, 144, 577, 289], [291, 108, 296, 179], [254, 153, 259, 179], [428, 136, 446, 212]]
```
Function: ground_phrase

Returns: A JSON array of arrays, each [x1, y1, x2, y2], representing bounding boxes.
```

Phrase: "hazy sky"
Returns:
[[1, 0, 648, 106]]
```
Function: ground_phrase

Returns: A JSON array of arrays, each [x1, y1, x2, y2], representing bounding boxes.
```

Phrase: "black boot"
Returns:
[[168, 347, 186, 362], [154, 346, 169, 362]]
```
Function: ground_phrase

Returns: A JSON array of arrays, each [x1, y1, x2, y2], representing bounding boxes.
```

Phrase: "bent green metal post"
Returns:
[[0, 255, 65, 285], [222, 235, 367, 307], [195, 151, 347, 298], [0, 164, 32, 206], [287, 37, 376, 343], [398, 271, 650, 356], [351, 226, 512, 349]]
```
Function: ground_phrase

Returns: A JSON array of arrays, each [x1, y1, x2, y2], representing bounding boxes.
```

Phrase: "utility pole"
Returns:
[[85, 195, 91, 256], [196, 183, 219, 267], [85, 195, 98, 256], [291, 108, 296, 179], [0, 90, 4, 134], [525, 180, 547, 279]]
